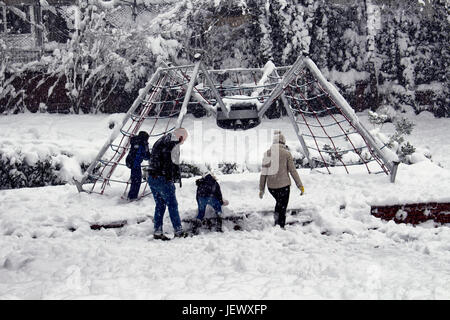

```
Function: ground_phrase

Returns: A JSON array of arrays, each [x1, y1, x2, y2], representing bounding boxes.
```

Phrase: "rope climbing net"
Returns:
[[84, 63, 197, 198], [278, 62, 391, 175]]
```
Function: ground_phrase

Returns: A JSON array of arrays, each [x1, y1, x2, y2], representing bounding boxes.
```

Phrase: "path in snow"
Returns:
[[0, 111, 449, 299], [0, 166, 449, 299]]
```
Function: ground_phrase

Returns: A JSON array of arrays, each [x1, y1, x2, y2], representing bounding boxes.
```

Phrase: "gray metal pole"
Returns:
[[199, 62, 229, 118], [257, 55, 305, 119], [176, 55, 202, 128], [270, 64, 313, 167], [280, 93, 313, 168], [161, 60, 216, 117], [34, 2, 43, 49], [2, 5, 6, 33]]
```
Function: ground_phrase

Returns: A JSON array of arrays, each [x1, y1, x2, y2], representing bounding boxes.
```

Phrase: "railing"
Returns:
[[2, 48, 43, 63]]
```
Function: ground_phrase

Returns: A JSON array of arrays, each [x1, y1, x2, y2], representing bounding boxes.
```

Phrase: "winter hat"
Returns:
[[138, 131, 149, 141], [202, 171, 217, 180], [273, 130, 286, 144]]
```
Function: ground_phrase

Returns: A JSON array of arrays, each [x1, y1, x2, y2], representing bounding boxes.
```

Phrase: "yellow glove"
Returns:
[[300, 185, 305, 195]]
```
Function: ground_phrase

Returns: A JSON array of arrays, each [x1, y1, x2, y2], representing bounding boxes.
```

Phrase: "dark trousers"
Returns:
[[268, 185, 290, 228], [196, 196, 223, 232], [196, 196, 223, 220], [128, 166, 142, 200]]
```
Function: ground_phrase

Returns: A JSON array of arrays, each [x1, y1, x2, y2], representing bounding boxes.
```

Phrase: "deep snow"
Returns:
[[0, 110, 449, 299]]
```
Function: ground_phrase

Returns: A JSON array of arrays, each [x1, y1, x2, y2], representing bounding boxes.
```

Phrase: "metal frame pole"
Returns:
[[2, 5, 6, 33], [199, 62, 229, 118], [161, 60, 216, 117], [257, 55, 305, 119], [270, 64, 313, 167], [176, 55, 202, 128], [280, 93, 313, 168]]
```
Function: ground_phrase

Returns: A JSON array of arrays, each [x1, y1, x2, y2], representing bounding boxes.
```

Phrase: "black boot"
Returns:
[[192, 219, 202, 235], [174, 231, 189, 238], [153, 233, 171, 241], [273, 212, 279, 227], [279, 211, 286, 229], [215, 216, 223, 232]]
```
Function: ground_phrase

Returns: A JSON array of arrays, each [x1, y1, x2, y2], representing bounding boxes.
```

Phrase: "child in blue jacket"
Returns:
[[126, 131, 150, 200]]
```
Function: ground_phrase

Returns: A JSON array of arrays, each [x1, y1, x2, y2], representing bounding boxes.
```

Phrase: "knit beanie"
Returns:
[[273, 130, 286, 144], [138, 131, 149, 141]]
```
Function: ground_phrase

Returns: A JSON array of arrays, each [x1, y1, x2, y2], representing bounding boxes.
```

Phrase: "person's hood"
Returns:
[[196, 173, 216, 185], [130, 135, 141, 145], [273, 130, 286, 144]]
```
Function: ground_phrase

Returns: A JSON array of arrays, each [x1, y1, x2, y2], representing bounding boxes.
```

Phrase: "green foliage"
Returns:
[[322, 144, 345, 164], [0, 153, 61, 189], [180, 162, 203, 178], [385, 116, 417, 163], [394, 116, 415, 136], [0, 150, 101, 189], [217, 162, 238, 174], [399, 141, 416, 161], [368, 110, 389, 126]]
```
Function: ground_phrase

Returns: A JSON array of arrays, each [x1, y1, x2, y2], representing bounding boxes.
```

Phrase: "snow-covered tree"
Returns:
[[0, 0, 448, 117]]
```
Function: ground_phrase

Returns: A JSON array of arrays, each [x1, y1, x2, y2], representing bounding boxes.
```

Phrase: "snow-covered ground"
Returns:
[[0, 111, 449, 299]]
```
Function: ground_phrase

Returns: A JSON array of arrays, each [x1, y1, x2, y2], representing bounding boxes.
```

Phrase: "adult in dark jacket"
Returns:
[[194, 173, 229, 232], [126, 131, 150, 200], [147, 128, 188, 240]]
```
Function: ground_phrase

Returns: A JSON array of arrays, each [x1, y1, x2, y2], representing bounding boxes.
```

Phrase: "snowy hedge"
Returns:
[[0, 153, 61, 189], [0, 150, 98, 190]]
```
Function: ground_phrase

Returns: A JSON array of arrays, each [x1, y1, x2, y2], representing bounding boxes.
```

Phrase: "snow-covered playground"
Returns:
[[0, 110, 449, 299]]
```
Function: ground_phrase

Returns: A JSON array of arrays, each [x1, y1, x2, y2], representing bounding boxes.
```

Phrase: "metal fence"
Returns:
[[1, 2, 169, 64]]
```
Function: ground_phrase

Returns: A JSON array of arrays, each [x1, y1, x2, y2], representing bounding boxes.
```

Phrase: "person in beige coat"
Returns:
[[259, 130, 304, 228]]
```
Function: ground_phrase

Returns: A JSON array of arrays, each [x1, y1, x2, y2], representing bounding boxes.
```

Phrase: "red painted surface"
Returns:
[[371, 202, 450, 225]]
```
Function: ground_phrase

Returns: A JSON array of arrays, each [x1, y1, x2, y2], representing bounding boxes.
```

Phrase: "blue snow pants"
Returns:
[[128, 166, 142, 200], [196, 196, 222, 220]]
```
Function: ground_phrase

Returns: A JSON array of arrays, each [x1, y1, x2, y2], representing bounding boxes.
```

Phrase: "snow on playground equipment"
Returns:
[[74, 54, 400, 199]]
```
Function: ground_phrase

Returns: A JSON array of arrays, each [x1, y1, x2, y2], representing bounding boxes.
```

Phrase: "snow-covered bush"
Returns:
[[388, 116, 415, 148], [180, 162, 203, 178], [322, 144, 344, 165], [368, 107, 432, 165], [0, 151, 61, 189], [0, 47, 23, 114], [399, 141, 416, 163], [368, 110, 389, 127], [0, 149, 100, 190]]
